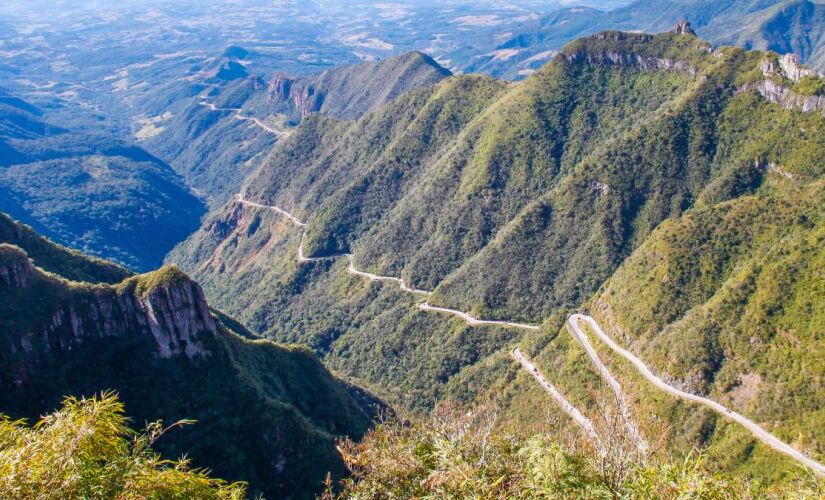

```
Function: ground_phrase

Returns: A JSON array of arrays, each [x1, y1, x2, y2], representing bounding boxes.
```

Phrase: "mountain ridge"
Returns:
[[171, 27, 825, 481], [0, 212, 378, 498], [145, 50, 453, 206], [462, 0, 825, 79]]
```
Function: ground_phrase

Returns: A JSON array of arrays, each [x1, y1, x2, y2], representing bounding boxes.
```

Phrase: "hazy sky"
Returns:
[[0, 0, 632, 17]]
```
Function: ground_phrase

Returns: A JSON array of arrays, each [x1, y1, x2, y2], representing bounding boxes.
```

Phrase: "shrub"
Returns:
[[0, 392, 246, 499]]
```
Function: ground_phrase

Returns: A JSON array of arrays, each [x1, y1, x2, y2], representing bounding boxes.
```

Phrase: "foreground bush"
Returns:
[[330, 404, 823, 499], [0, 393, 245, 499]]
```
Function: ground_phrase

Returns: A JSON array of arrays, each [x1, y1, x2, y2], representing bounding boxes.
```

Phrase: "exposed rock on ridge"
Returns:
[[0, 244, 33, 287], [670, 20, 696, 37], [738, 54, 825, 116], [268, 73, 324, 119], [739, 79, 825, 115], [761, 52, 823, 83], [131, 268, 215, 358], [562, 50, 699, 74], [3, 257, 214, 388], [560, 30, 707, 76]]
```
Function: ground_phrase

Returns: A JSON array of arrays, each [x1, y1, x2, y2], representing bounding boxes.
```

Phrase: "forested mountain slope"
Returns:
[[0, 213, 376, 499], [170, 26, 825, 481], [0, 89, 205, 271], [144, 51, 452, 205], [231, 51, 453, 125]]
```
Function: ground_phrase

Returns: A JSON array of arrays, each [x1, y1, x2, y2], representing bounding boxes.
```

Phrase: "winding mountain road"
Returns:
[[419, 303, 539, 330], [566, 317, 648, 452], [200, 101, 291, 138], [233, 194, 825, 476], [512, 347, 605, 454], [569, 314, 825, 476], [238, 194, 431, 295]]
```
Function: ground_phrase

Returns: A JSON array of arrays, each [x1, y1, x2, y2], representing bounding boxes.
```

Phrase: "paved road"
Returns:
[[200, 101, 291, 138], [566, 317, 648, 452], [348, 262, 432, 295], [512, 348, 605, 454], [238, 194, 306, 227], [570, 314, 825, 476], [234, 194, 825, 476], [419, 303, 539, 330], [237, 195, 432, 295]]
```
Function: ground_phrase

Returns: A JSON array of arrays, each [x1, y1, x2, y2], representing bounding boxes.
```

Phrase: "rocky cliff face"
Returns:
[[777, 53, 822, 82], [268, 74, 324, 118], [3, 253, 214, 388], [560, 30, 706, 76], [0, 244, 33, 288], [563, 49, 699, 74], [131, 270, 215, 358], [737, 54, 825, 116], [670, 20, 696, 37], [740, 78, 825, 115]]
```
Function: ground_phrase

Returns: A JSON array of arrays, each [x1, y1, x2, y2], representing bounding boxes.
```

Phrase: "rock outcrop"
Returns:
[[131, 268, 215, 358], [777, 53, 822, 83], [670, 20, 696, 37], [560, 31, 706, 76], [3, 256, 214, 390], [563, 49, 699, 74], [739, 78, 825, 115], [738, 54, 825, 116], [0, 244, 33, 288], [268, 74, 324, 119]]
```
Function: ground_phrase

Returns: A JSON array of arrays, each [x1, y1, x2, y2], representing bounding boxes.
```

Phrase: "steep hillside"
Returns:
[[234, 51, 453, 125], [0, 219, 376, 498], [0, 212, 130, 283], [171, 27, 825, 481], [589, 180, 825, 475], [144, 51, 451, 205], [0, 90, 205, 271]]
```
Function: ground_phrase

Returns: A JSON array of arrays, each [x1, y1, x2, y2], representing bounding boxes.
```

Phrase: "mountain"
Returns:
[[0, 89, 205, 271], [0, 213, 378, 498], [457, 0, 825, 79], [708, 0, 825, 70], [170, 26, 825, 482], [143, 50, 452, 206], [232, 51, 453, 125]]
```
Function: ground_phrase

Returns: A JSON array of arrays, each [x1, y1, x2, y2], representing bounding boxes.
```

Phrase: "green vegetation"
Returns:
[[128, 264, 192, 297], [171, 28, 825, 484], [795, 75, 825, 96], [595, 182, 825, 474], [146, 50, 451, 206], [0, 226, 377, 498], [329, 404, 823, 498], [240, 50, 453, 124], [0, 212, 131, 283], [0, 393, 246, 499], [0, 92, 205, 271]]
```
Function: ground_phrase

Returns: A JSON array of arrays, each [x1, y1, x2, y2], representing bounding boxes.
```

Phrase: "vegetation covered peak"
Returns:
[[125, 264, 196, 298], [0, 243, 28, 267], [386, 50, 453, 77], [0, 219, 378, 497], [557, 27, 713, 70]]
